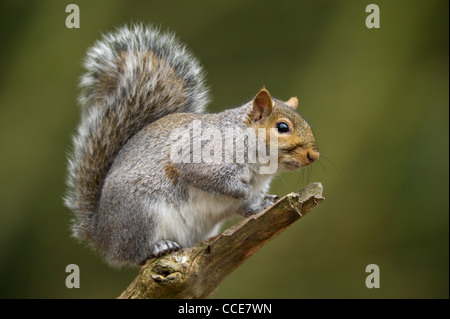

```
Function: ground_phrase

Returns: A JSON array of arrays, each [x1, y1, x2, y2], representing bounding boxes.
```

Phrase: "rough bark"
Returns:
[[118, 182, 324, 299]]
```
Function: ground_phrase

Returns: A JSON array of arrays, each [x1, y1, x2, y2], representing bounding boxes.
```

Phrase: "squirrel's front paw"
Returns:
[[263, 194, 280, 204], [151, 240, 180, 257], [244, 194, 280, 217]]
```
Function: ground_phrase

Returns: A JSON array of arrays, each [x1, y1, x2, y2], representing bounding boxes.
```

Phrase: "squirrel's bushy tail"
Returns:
[[65, 24, 209, 241]]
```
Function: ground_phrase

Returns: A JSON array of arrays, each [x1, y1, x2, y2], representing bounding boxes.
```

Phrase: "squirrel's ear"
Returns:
[[251, 89, 273, 121], [285, 97, 298, 110]]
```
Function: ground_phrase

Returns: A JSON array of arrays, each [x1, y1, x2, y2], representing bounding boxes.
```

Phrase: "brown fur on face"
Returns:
[[248, 89, 319, 171]]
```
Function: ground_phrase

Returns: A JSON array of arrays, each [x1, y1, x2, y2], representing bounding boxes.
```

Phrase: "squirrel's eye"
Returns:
[[276, 122, 290, 133]]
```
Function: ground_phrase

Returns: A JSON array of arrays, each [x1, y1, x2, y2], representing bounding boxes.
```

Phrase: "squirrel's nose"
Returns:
[[306, 149, 320, 163]]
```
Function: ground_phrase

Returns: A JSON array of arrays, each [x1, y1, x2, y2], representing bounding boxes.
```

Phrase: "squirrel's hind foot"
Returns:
[[151, 240, 181, 257], [139, 240, 181, 265]]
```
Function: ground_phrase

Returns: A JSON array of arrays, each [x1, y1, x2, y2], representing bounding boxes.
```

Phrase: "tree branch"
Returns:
[[118, 182, 324, 299]]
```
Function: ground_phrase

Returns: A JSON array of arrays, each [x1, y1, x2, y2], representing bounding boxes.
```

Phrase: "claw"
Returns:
[[264, 195, 280, 202], [151, 240, 180, 257]]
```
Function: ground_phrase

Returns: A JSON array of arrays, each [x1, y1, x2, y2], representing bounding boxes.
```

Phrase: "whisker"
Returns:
[[323, 152, 348, 164], [315, 135, 334, 146], [275, 173, 290, 188], [295, 169, 302, 191], [306, 165, 312, 185], [316, 159, 327, 173], [320, 155, 344, 179]]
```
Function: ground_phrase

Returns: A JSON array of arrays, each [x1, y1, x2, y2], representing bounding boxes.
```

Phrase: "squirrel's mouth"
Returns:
[[280, 146, 319, 170], [280, 160, 302, 171]]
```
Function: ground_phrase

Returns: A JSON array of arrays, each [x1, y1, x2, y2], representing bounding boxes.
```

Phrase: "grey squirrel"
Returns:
[[64, 24, 319, 267]]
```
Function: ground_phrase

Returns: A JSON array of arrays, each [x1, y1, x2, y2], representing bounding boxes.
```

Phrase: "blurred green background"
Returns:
[[0, 0, 448, 298]]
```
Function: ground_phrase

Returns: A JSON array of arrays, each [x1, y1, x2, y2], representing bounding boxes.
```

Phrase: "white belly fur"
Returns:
[[151, 173, 273, 248], [150, 188, 242, 247]]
